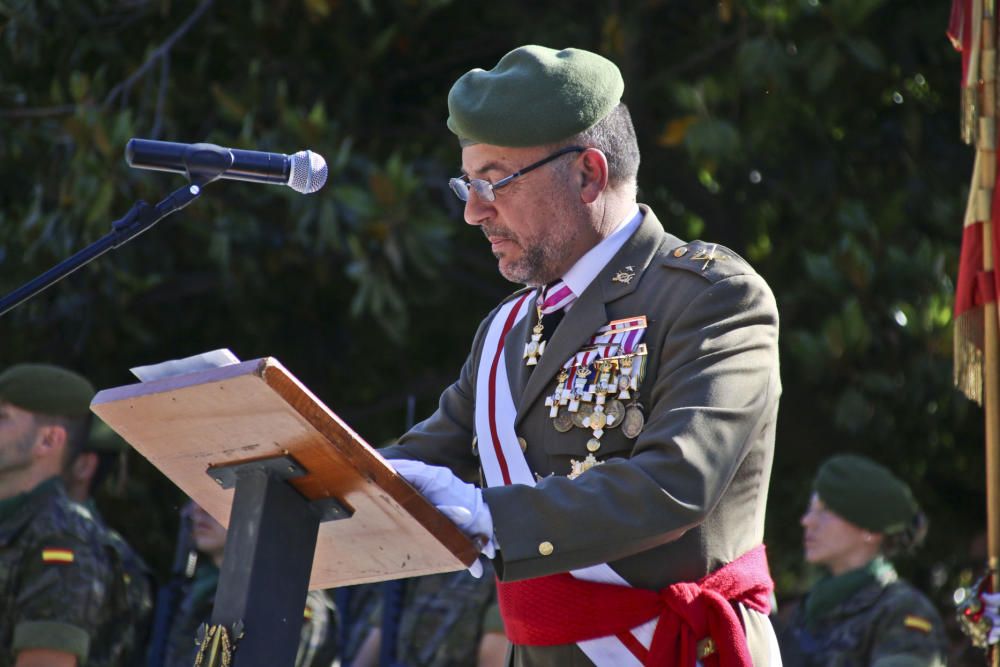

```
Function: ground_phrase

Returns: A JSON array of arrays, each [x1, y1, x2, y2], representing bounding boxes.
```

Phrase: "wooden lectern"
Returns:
[[91, 357, 478, 666]]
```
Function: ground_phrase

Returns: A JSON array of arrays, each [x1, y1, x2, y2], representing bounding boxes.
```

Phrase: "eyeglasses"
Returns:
[[448, 146, 586, 202]]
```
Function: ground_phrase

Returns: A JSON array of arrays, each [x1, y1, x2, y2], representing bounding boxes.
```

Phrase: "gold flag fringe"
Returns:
[[956, 309, 986, 405], [964, 85, 980, 145]]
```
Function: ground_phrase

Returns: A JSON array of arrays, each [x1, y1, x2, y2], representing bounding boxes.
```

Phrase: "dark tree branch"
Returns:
[[102, 0, 214, 110], [0, 105, 76, 119]]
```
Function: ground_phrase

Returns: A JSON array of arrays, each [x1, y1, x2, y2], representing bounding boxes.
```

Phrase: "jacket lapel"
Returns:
[[513, 206, 670, 427]]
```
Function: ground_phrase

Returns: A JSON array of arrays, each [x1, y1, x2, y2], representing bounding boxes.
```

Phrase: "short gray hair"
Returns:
[[562, 103, 640, 188]]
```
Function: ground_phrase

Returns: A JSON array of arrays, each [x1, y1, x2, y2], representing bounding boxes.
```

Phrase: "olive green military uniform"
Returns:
[[0, 477, 132, 666], [162, 560, 339, 667], [384, 207, 781, 665], [778, 560, 948, 667], [383, 562, 503, 667]]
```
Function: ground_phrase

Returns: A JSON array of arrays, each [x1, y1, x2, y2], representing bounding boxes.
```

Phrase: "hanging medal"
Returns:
[[523, 305, 546, 366]]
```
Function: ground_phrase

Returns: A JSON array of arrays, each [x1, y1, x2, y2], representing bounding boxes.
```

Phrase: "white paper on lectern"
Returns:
[[129, 348, 241, 382]]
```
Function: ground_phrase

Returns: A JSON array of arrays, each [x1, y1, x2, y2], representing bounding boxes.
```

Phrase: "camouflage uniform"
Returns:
[[162, 560, 338, 667], [0, 477, 133, 666], [86, 500, 155, 666], [778, 562, 948, 667], [385, 562, 504, 667]]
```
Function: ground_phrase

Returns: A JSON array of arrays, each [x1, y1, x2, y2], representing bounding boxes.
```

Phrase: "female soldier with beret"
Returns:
[[778, 454, 948, 666]]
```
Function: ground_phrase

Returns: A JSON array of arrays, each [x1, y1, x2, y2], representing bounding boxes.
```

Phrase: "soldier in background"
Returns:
[[63, 417, 155, 665], [352, 564, 507, 667], [777, 454, 948, 666], [161, 500, 339, 667], [0, 363, 138, 667]]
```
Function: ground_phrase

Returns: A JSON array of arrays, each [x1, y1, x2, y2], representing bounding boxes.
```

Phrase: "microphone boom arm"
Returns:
[[0, 182, 204, 317]]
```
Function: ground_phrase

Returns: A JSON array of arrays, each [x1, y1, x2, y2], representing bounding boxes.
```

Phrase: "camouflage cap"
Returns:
[[814, 454, 920, 536], [0, 363, 95, 418], [447, 45, 624, 147]]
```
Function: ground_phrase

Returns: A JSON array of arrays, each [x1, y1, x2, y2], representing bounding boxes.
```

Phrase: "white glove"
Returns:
[[388, 459, 495, 577], [982, 591, 1000, 644]]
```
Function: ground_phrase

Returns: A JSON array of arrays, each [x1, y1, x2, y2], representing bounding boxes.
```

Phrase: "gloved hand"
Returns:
[[389, 459, 495, 577], [981, 591, 1000, 644]]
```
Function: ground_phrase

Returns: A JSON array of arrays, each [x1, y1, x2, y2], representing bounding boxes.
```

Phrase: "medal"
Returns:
[[567, 453, 602, 480], [523, 308, 546, 366], [552, 411, 574, 432], [582, 404, 608, 438], [572, 402, 594, 429], [605, 399, 625, 428], [622, 402, 645, 439]]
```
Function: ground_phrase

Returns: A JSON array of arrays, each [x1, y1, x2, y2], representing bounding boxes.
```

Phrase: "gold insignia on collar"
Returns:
[[611, 267, 635, 285], [690, 244, 730, 271]]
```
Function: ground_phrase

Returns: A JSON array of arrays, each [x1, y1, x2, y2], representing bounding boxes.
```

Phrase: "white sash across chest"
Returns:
[[473, 293, 657, 666]]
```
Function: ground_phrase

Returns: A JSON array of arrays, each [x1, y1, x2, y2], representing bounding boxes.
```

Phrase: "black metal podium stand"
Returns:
[[198, 456, 349, 666]]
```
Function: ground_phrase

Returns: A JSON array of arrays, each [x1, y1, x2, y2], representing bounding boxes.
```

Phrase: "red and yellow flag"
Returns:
[[950, 0, 1000, 404]]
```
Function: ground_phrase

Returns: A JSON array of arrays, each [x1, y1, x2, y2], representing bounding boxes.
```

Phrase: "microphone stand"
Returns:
[[0, 177, 213, 318]]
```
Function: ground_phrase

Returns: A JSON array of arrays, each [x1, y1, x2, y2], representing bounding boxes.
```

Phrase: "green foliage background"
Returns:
[[0, 0, 986, 656]]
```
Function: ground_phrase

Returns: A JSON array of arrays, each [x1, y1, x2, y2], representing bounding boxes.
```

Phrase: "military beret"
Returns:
[[0, 363, 95, 418], [814, 454, 919, 536], [447, 45, 624, 147]]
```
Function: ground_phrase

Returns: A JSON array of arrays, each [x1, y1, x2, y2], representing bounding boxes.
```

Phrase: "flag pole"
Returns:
[[978, 4, 1000, 664]]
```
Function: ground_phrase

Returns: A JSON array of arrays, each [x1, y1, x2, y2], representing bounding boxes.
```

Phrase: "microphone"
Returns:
[[125, 138, 328, 194]]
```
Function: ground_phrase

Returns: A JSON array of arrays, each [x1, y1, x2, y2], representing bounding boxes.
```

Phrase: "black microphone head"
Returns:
[[288, 150, 328, 194]]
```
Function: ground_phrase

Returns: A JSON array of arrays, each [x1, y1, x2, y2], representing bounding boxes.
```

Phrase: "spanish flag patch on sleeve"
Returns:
[[41, 548, 75, 564], [903, 615, 933, 633]]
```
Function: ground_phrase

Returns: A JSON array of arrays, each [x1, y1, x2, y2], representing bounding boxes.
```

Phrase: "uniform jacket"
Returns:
[[777, 566, 948, 667], [384, 206, 781, 665], [0, 478, 128, 667]]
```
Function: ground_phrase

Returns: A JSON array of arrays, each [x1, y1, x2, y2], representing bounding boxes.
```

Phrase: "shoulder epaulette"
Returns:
[[661, 240, 756, 283]]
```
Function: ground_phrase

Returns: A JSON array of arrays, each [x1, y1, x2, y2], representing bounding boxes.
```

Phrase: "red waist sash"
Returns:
[[496, 544, 773, 667]]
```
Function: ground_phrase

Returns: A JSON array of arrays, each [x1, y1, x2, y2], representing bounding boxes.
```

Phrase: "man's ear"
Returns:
[[36, 423, 68, 459], [578, 148, 609, 204]]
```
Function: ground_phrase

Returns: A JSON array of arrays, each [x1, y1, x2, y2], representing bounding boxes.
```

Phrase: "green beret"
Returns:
[[814, 454, 919, 535], [447, 45, 624, 147], [0, 363, 95, 418], [87, 418, 128, 454]]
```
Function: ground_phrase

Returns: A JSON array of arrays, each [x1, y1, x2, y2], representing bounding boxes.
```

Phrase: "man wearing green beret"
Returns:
[[381, 45, 781, 666], [777, 454, 948, 666], [0, 363, 142, 667]]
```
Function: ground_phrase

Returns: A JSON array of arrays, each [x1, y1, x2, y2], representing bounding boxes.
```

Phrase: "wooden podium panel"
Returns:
[[91, 357, 478, 589]]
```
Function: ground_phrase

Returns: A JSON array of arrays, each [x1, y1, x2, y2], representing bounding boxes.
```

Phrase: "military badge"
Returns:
[[544, 318, 649, 441], [552, 411, 574, 432], [523, 316, 547, 366], [41, 548, 74, 564], [611, 266, 635, 285], [621, 403, 645, 439], [605, 399, 625, 428], [903, 615, 933, 634], [690, 243, 730, 271], [567, 453, 602, 479]]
